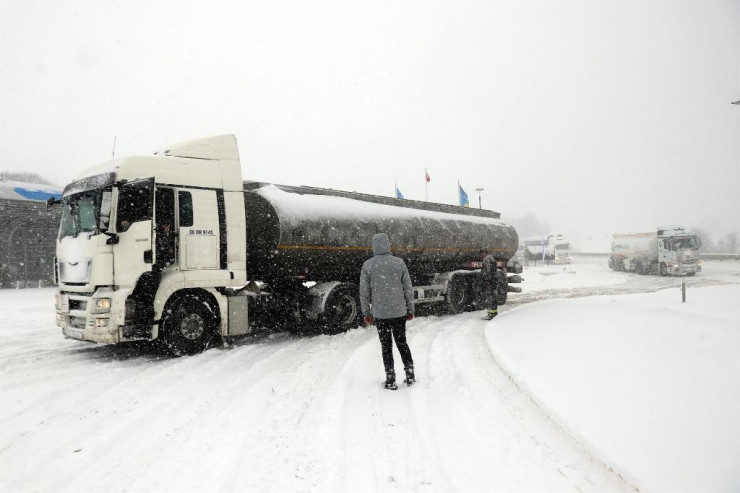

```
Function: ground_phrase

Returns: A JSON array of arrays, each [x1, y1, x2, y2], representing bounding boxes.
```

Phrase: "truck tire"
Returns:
[[323, 284, 360, 333], [160, 294, 217, 356], [447, 275, 471, 314], [659, 263, 667, 276]]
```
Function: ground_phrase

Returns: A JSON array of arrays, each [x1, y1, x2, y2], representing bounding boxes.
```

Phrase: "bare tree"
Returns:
[[692, 227, 716, 252], [724, 232, 738, 254], [512, 213, 551, 239]]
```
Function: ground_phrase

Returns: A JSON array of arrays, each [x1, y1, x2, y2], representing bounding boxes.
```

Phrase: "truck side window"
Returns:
[[117, 180, 153, 232], [156, 187, 176, 267], [179, 191, 193, 227]]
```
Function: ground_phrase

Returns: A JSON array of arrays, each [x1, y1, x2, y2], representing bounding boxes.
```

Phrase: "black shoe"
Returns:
[[384, 370, 397, 390], [404, 366, 416, 386], [482, 311, 497, 320]]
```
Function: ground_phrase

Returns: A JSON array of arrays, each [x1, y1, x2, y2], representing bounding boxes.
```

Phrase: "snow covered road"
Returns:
[[1, 259, 738, 492]]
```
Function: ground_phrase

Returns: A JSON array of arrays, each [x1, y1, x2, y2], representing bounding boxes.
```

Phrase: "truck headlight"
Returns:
[[95, 298, 111, 310], [92, 298, 111, 313]]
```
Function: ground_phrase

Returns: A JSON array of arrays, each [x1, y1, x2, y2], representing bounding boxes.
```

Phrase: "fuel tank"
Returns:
[[244, 182, 519, 282]]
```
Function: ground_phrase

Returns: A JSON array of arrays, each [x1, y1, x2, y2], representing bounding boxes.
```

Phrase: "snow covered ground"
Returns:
[[1, 259, 738, 492]]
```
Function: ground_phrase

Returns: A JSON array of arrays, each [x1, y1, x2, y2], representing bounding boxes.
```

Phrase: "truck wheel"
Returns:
[[161, 295, 216, 356], [447, 275, 471, 314], [659, 263, 667, 276], [323, 284, 360, 332]]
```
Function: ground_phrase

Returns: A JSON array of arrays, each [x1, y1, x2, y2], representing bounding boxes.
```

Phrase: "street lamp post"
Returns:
[[475, 187, 484, 209]]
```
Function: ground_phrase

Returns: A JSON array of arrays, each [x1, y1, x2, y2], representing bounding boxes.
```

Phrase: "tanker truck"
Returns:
[[51, 135, 522, 355], [608, 227, 701, 276]]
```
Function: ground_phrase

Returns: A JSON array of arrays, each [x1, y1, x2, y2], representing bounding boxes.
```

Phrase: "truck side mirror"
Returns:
[[99, 190, 112, 230], [46, 196, 58, 211]]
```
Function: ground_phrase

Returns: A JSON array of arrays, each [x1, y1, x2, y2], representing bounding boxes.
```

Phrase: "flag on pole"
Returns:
[[395, 184, 405, 199], [458, 183, 469, 207], [425, 169, 431, 182]]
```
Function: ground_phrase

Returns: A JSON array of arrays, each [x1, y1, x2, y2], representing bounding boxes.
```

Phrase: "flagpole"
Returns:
[[425, 169, 428, 201]]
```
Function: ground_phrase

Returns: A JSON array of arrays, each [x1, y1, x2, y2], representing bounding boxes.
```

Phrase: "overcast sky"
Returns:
[[1, 0, 738, 240]]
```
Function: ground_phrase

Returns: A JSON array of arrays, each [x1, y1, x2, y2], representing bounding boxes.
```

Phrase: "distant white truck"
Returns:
[[521, 234, 571, 264], [608, 227, 701, 276]]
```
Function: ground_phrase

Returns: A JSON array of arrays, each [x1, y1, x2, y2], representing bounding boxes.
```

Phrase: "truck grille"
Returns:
[[69, 299, 87, 311]]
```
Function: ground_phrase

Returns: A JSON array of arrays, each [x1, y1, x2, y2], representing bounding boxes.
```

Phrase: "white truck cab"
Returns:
[[54, 135, 248, 353]]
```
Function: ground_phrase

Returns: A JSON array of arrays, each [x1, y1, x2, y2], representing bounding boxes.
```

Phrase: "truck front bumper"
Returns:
[[59, 314, 121, 344], [55, 289, 150, 344], [668, 262, 701, 275]]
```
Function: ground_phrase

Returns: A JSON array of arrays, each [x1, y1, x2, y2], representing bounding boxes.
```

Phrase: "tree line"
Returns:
[[692, 228, 739, 254]]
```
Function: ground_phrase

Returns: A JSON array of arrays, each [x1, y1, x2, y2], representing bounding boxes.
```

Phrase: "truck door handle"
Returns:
[[144, 250, 153, 263]]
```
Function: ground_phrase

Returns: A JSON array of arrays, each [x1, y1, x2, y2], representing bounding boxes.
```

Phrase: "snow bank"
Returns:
[[488, 285, 740, 492]]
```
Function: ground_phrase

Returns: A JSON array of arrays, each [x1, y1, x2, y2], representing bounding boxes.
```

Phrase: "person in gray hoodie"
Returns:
[[360, 233, 415, 390]]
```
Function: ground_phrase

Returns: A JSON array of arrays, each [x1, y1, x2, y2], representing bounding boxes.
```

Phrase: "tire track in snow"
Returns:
[[331, 324, 455, 492], [2, 338, 300, 492]]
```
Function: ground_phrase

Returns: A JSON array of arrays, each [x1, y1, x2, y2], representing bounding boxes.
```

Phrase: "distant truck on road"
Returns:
[[521, 234, 571, 264], [608, 227, 701, 276], [51, 135, 523, 355]]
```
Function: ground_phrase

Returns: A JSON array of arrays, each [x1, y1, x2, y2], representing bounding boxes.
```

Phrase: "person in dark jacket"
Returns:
[[360, 233, 415, 390], [480, 249, 498, 320]]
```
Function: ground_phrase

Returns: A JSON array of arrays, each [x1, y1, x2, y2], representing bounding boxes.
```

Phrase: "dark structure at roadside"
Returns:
[[0, 179, 62, 288]]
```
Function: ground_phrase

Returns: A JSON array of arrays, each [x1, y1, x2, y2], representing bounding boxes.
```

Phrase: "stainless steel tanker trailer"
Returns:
[[52, 135, 522, 354], [244, 181, 522, 329]]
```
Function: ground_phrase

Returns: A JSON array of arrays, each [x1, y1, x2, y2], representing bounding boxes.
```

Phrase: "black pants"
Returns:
[[376, 317, 414, 375], [484, 282, 498, 315]]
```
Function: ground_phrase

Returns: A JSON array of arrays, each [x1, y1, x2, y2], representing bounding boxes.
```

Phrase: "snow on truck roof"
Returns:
[[0, 179, 62, 202]]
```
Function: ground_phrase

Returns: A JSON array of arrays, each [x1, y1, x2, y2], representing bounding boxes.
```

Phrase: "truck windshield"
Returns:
[[58, 190, 106, 239], [555, 244, 570, 250], [667, 237, 699, 250]]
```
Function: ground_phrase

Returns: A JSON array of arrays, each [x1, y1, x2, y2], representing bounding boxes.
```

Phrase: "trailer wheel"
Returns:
[[447, 275, 471, 314], [659, 263, 667, 276], [323, 284, 360, 333], [160, 294, 216, 356]]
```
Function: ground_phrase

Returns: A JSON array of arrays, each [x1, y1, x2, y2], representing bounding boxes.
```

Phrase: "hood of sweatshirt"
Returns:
[[372, 233, 391, 255]]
